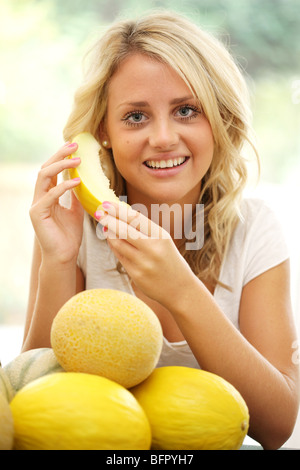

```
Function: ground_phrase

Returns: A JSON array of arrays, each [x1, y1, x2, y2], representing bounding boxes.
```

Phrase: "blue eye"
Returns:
[[176, 105, 200, 119], [123, 111, 147, 126], [179, 107, 192, 116], [130, 112, 143, 122]]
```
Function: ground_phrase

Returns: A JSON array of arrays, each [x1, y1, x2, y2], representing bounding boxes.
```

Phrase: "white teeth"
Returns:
[[145, 157, 187, 169]]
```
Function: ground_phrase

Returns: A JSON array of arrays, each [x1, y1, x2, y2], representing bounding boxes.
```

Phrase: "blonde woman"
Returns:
[[23, 12, 299, 448]]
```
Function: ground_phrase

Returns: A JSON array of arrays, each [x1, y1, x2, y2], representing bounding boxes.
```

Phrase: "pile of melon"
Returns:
[[0, 289, 249, 450]]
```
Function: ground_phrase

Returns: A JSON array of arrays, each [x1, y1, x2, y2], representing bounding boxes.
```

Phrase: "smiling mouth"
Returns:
[[144, 156, 189, 169]]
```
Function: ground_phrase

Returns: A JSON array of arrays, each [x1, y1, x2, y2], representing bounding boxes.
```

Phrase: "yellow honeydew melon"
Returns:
[[131, 366, 250, 450], [0, 365, 15, 402], [51, 289, 163, 389], [0, 393, 14, 450], [10, 372, 151, 450], [68, 132, 120, 218], [4, 348, 64, 394]]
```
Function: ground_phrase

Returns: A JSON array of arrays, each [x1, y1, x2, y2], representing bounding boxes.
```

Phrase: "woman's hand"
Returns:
[[29, 142, 84, 265], [95, 201, 196, 307]]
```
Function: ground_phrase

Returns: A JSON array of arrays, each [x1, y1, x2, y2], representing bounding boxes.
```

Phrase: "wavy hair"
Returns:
[[63, 11, 259, 288]]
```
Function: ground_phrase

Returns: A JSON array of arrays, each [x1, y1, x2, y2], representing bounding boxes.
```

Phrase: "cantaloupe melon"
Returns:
[[0, 366, 15, 402], [0, 393, 14, 450], [131, 366, 249, 450], [51, 289, 163, 388], [4, 348, 64, 393], [68, 132, 120, 218], [10, 372, 151, 450]]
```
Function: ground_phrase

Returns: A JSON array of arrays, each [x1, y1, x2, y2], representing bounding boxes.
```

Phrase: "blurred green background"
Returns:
[[0, 0, 299, 324]]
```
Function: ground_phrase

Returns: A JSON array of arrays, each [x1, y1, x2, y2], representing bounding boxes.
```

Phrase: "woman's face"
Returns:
[[102, 54, 214, 208]]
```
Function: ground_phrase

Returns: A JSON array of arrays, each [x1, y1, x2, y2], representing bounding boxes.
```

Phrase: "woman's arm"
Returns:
[[97, 202, 299, 450], [165, 260, 299, 450], [22, 238, 85, 351], [22, 143, 85, 351], [238, 260, 299, 447]]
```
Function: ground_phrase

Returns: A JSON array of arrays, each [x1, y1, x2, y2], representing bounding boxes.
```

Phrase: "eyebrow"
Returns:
[[118, 95, 195, 109]]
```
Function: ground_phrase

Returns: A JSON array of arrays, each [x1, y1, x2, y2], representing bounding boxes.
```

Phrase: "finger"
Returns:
[[41, 142, 78, 169], [33, 156, 81, 201], [101, 214, 149, 241], [32, 178, 81, 215], [104, 229, 140, 266], [101, 201, 163, 238], [40, 157, 81, 182], [101, 201, 137, 224], [70, 188, 84, 214]]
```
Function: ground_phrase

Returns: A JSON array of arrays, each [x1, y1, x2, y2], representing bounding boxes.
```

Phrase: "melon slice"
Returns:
[[68, 132, 120, 218]]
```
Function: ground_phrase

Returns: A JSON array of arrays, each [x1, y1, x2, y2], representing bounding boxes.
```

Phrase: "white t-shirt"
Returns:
[[76, 198, 289, 369]]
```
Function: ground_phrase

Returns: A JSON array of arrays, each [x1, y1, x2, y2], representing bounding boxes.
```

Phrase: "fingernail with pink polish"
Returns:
[[94, 210, 104, 220], [72, 177, 81, 183], [102, 201, 111, 209]]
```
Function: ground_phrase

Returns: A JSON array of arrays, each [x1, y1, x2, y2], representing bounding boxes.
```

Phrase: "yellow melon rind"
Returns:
[[131, 366, 249, 451], [10, 372, 151, 450], [0, 393, 14, 450], [68, 132, 121, 218]]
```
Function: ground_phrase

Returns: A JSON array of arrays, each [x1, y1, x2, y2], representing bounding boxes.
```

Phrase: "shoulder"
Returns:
[[232, 197, 289, 285], [235, 197, 287, 244], [216, 197, 290, 327], [239, 197, 277, 226]]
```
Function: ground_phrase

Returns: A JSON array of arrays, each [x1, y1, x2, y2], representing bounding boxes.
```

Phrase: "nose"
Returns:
[[148, 118, 179, 150]]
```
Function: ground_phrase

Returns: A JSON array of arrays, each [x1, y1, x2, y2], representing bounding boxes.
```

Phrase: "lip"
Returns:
[[142, 155, 190, 177]]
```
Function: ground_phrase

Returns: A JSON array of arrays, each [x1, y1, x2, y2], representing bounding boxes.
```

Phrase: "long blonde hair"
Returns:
[[64, 11, 259, 288]]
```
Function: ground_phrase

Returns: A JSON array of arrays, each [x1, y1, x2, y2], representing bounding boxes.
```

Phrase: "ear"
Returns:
[[99, 122, 111, 149]]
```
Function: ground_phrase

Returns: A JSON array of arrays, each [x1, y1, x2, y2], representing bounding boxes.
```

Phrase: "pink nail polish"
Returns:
[[102, 201, 111, 209], [94, 210, 104, 220], [68, 143, 77, 148]]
